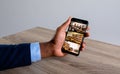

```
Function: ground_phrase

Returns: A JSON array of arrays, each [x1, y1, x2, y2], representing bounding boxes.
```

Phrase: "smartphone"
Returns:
[[62, 18, 88, 56]]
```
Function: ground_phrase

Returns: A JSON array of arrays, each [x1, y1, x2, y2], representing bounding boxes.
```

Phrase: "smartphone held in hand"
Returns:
[[62, 18, 89, 56]]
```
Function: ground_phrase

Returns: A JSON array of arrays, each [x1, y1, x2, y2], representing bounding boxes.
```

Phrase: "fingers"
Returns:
[[60, 17, 71, 30], [81, 29, 90, 51], [84, 32, 90, 37], [84, 26, 90, 37], [81, 42, 86, 51]]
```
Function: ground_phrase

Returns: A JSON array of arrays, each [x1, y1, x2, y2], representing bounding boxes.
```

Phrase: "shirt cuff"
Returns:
[[30, 42, 41, 62]]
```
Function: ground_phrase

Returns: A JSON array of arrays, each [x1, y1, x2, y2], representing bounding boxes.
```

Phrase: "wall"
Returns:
[[0, 0, 120, 45]]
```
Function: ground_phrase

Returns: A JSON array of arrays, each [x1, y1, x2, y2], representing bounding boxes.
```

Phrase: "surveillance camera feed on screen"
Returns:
[[62, 18, 88, 56]]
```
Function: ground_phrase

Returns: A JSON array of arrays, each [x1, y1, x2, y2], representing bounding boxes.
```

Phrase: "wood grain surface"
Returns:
[[0, 27, 120, 74]]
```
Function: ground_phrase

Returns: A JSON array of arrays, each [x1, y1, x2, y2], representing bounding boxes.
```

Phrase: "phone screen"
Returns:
[[62, 18, 88, 56]]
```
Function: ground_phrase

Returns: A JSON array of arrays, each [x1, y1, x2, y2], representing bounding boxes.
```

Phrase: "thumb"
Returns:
[[60, 17, 71, 30]]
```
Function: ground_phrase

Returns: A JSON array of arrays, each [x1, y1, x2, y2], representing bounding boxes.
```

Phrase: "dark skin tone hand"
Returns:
[[40, 17, 90, 58]]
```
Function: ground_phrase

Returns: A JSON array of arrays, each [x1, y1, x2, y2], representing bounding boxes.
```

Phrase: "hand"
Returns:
[[40, 17, 90, 58]]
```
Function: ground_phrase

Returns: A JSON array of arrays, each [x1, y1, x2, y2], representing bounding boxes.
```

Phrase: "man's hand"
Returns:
[[40, 17, 90, 58]]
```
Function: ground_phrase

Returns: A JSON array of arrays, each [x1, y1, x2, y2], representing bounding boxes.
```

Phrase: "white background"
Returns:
[[0, 0, 120, 46]]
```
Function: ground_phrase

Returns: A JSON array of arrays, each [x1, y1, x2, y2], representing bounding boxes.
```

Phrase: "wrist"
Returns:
[[39, 41, 54, 58]]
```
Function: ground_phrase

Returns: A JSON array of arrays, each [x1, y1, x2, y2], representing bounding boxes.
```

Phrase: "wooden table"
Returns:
[[0, 27, 120, 74]]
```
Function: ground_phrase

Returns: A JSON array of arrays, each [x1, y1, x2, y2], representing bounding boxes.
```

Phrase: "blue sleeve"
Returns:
[[30, 42, 41, 62]]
